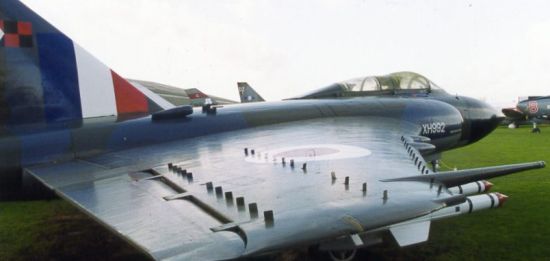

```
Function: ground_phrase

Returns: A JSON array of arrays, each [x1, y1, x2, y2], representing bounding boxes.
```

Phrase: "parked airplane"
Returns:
[[237, 82, 265, 103], [131, 79, 237, 107], [0, 1, 545, 260], [502, 96, 550, 130]]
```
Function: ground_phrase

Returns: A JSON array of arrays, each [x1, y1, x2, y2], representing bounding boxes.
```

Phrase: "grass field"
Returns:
[[367, 125, 550, 260], [1, 126, 549, 260]]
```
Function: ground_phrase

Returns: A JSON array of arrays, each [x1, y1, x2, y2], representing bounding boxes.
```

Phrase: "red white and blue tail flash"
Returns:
[[0, 0, 170, 126]]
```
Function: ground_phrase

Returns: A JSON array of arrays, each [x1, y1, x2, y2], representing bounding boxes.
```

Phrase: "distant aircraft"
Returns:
[[502, 96, 550, 130], [131, 79, 236, 106], [0, 1, 545, 261], [237, 82, 265, 103]]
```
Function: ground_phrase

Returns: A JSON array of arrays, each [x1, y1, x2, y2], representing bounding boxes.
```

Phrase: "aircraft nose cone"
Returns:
[[495, 113, 506, 123], [463, 98, 503, 143], [491, 113, 506, 127], [469, 111, 502, 143]]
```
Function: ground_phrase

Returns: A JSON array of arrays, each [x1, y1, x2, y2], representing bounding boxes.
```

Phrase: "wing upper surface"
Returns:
[[27, 116, 445, 260]]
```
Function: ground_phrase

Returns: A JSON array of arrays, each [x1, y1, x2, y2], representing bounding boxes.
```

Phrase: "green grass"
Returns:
[[0, 199, 148, 261], [368, 125, 550, 260], [1, 126, 549, 260], [432, 125, 550, 260]]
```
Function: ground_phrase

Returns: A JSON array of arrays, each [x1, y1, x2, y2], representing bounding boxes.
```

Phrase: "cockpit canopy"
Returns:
[[293, 72, 444, 99], [340, 71, 439, 92]]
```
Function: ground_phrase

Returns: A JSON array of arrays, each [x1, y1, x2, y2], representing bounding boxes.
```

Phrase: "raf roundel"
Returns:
[[245, 144, 372, 163], [528, 101, 539, 114]]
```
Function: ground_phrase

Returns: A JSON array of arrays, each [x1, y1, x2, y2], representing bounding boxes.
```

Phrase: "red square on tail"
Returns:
[[17, 21, 32, 35], [4, 34, 20, 47]]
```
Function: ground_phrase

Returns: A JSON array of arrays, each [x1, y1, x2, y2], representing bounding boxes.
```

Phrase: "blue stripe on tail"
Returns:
[[36, 34, 82, 122]]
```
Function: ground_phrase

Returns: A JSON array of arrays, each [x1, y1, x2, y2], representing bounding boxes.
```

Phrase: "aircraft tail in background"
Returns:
[[237, 82, 265, 103], [0, 1, 169, 127]]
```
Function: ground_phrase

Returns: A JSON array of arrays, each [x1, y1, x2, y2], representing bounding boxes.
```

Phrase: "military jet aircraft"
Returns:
[[502, 96, 550, 130], [238, 82, 265, 103], [0, 1, 546, 261], [131, 79, 237, 107]]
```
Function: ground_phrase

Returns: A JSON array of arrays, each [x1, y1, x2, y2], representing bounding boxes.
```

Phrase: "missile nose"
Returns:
[[482, 181, 494, 191], [495, 193, 509, 207]]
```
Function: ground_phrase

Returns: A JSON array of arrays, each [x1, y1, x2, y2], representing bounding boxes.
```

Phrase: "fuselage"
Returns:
[[517, 98, 550, 119], [0, 94, 501, 194]]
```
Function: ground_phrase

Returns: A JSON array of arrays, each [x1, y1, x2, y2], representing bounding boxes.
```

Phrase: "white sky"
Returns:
[[21, 0, 550, 108]]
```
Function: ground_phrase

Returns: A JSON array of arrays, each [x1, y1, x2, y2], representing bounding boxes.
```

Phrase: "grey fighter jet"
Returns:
[[0, 1, 545, 261], [502, 96, 550, 130]]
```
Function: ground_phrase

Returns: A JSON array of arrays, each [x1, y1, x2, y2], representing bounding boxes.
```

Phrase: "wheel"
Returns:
[[328, 249, 357, 261]]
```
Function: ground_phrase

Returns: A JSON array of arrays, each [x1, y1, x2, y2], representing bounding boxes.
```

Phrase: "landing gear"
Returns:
[[532, 122, 541, 133], [508, 122, 517, 129], [328, 249, 357, 261], [431, 160, 440, 172]]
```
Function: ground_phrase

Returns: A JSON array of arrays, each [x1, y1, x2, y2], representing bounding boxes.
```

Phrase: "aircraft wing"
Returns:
[[502, 108, 525, 120], [24, 117, 539, 260]]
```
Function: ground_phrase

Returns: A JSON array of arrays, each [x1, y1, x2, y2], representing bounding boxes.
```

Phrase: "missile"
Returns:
[[428, 193, 508, 222], [448, 180, 493, 196], [464, 192, 508, 211], [384, 192, 509, 228], [362, 192, 509, 248]]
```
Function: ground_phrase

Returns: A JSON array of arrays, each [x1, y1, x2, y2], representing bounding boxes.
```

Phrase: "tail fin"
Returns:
[[185, 88, 213, 106], [237, 82, 265, 103], [0, 1, 168, 126]]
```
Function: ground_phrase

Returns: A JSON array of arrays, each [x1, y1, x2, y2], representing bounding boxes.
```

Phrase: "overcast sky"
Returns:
[[21, 0, 550, 108]]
